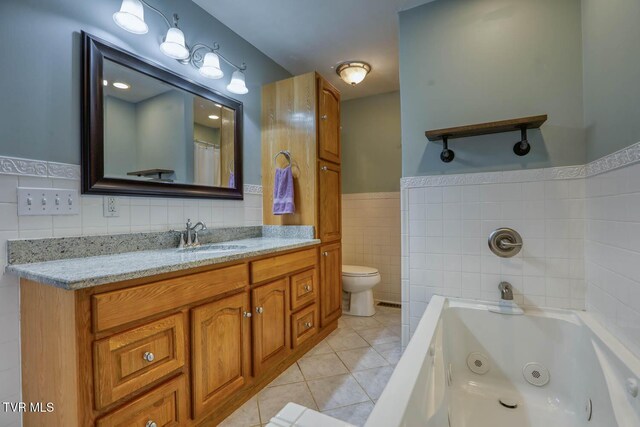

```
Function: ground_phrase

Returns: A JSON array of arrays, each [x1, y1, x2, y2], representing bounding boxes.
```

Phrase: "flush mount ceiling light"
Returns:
[[208, 114, 220, 120], [103, 79, 108, 86], [113, 0, 149, 34], [113, 82, 130, 89], [112, 1, 249, 94], [336, 61, 372, 86], [226, 70, 249, 95]]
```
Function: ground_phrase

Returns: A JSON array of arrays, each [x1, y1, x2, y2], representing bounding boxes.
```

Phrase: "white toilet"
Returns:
[[342, 265, 381, 317]]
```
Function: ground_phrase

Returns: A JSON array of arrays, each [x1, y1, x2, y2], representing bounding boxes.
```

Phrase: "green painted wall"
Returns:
[[341, 91, 402, 193], [399, 0, 586, 177], [582, 0, 640, 161]]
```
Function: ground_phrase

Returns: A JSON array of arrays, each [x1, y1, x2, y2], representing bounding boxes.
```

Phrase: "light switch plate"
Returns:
[[17, 187, 80, 216]]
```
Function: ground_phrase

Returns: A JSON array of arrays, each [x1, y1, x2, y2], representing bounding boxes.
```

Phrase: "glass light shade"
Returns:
[[226, 70, 249, 94], [199, 52, 224, 79], [113, 0, 148, 34], [337, 62, 371, 85], [160, 27, 190, 60]]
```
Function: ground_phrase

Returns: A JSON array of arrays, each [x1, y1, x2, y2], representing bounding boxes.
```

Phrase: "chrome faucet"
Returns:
[[179, 219, 207, 248], [499, 282, 514, 301]]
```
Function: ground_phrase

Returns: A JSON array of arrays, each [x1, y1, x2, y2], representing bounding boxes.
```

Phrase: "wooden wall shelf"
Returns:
[[425, 115, 547, 141], [424, 114, 548, 162]]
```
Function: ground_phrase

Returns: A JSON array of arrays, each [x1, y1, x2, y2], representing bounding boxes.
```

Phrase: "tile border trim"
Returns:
[[0, 156, 263, 194], [400, 141, 640, 188]]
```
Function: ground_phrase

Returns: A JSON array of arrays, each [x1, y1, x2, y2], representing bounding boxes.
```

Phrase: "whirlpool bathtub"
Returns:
[[367, 296, 640, 427]]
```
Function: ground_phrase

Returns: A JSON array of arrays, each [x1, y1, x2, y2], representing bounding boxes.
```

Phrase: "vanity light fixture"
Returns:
[[208, 114, 220, 120], [336, 61, 372, 86], [226, 70, 249, 95], [112, 0, 249, 94], [113, 0, 149, 35], [160, 15, 190, 60], [112, 82, 130, 90]]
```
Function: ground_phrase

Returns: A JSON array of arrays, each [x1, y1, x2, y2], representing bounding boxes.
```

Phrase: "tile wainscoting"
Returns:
[[342, 193, 401, 303], [401, 142, 640, 349], [0, 157, 263, 427]]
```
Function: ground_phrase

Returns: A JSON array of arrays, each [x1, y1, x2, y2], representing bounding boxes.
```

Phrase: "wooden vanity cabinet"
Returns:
[[251, 278, 290, 375], [318, 78, 341, 164], [20, 244, 338, 427], [320, 242, 342, 327], [318, 160, 341, 242], [191, 291, 251, 419]]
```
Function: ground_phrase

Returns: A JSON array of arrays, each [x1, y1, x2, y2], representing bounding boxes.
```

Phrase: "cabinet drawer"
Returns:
[[96, 376, 188, 427], [94, 314, 186, 409], [93, 264, 248, 332], [291, 304, 318, 348], [251, 248, 317, 284], [290, 269, 317, 311]]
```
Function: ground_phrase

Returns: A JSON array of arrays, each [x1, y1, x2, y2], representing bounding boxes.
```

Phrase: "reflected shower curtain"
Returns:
[[194, 141, 221, 186]]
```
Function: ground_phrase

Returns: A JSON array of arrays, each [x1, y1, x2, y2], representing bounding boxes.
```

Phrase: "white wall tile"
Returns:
[[342, 193, 401, 303]]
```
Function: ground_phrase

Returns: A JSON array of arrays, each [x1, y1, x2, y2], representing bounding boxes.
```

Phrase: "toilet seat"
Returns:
[[342, 265, 379, 277]]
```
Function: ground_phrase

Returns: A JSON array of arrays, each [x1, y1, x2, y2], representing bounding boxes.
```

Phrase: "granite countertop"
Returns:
[[6, 237, 320, 290]]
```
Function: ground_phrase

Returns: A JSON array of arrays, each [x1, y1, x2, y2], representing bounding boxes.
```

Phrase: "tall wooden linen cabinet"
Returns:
[[262, 72, 342, 329]]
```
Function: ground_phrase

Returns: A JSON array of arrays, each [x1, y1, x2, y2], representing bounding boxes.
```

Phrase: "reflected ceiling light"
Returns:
[[199, 52, 224, 79], [336, 61, 372, 86], [103, 80, 108, 86], [227, 70, 248, 95], [113, 0, 149, 34], [113, 82, 130, 89], [214, 103, 222, 108], [208, 114, 220, 120]]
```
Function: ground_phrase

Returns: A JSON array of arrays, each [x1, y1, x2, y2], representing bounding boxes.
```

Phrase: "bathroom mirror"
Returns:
[[82, 33, 243, 199]]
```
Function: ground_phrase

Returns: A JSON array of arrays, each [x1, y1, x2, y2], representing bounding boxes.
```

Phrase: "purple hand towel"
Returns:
[[273, 166, 295, 215], [228, 172, 235, 188]]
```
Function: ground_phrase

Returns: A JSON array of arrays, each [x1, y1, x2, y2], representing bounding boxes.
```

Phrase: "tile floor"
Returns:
[[219, 306, 402, 427]]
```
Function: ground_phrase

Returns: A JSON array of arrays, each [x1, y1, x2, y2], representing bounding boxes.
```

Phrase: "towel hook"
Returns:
[[274, 150, 292, 167]]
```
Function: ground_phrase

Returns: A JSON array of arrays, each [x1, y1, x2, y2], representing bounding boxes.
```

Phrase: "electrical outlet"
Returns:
[[103, 196, 120, 217], [17, 188, 80, 216]]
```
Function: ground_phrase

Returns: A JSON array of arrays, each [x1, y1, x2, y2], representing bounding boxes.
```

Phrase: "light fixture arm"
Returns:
[[138, 0, 171, 28], [187, 43, 246, 71]]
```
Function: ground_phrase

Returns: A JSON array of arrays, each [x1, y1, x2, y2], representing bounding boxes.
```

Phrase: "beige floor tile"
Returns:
[[373, 311, 401, 326], [336, 347, 388, 372], [300, 339, 334, 358], [326, 329, 370, 351], [267, 362, 304, 387], [298, 352, 349, 380], [306, 374, 370, 411], [352, 365, 395, 400], [321, 401, 375, 427], [373, 341, 404, 365], [356, 326, 401, 346], [257, 382, 317, 424], [219, 396, 260, 427], [341, 315, 383, 331]]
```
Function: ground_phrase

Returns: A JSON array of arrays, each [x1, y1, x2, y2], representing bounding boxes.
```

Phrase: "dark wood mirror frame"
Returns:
[[81, 32, 243, 199]]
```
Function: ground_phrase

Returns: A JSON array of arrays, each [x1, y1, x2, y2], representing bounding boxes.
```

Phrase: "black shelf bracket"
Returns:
[[440, 135, 455, 163], [513, 126, 531, 156]]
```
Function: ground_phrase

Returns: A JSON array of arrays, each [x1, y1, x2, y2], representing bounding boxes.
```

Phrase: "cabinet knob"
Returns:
[[146, 421, 157, 427], [143, 352, 155, 363], [322, 251, 329, 257], [256, 306, 264, 314], [243, 311, 252, 318], [304, 322, 313, 329], [303, 284, 312, 292], [321, 114, 328, 120], [321, 166, 328, 171]]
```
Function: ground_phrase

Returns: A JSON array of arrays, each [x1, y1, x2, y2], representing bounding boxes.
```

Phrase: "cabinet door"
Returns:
[[191, 292, 251, 419], [318, 77, 341, 164], [252, 278, 290, 375], [318, 161, 341, 242], [320, 243, 342, 327]]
